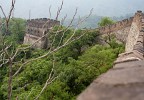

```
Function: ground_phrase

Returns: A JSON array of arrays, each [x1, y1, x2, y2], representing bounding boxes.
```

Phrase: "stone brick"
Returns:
[[23, 18, 60, 49]]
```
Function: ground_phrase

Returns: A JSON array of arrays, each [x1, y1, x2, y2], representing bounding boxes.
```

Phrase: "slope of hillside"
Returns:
[[0, 19, 124, 99], [63, 14, 133, 29]]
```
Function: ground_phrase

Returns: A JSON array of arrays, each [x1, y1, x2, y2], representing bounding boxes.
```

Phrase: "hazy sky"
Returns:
[[0, 0, 144, 19]]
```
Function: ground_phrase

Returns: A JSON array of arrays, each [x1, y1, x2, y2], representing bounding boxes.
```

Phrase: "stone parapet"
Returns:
[[125, 11, 143, 52], [98, 17, 133, 34]]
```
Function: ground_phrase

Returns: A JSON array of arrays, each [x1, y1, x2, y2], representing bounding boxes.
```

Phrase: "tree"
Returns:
[[98, 17, 115, 27], [9, 18, 26, 42], [0, 0, 93, 99], [98, 17, 117, 47]]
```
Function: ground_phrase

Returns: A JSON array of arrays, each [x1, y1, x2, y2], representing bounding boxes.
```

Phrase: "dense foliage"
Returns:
[[0, 18, 124, 100], [1, 18, 26, 42], [98, 17, 115, 27]]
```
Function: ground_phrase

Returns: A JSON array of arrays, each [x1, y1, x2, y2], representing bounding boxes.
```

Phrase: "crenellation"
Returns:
[[137, 10, 142, 13], [99, 17, 133, 34], [125, 10, 144, 52], [23, 18, 60, 49], [98, 11, 144, 51]]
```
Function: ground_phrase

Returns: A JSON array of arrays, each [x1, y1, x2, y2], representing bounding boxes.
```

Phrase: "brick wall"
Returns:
[[23, 18, 60, 49]]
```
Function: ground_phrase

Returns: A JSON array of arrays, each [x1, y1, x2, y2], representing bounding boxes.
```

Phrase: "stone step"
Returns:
[[142, 26, 144, 28], [142, 19, 144, 23], [133, 50, 144, 59], [133, 47, 144, 54], [136, 36, 143, 42], [133, 43, 143, 48], [138, 33, 143, 37], [142, 25, 144, 28], [114, 50, 144, 64]]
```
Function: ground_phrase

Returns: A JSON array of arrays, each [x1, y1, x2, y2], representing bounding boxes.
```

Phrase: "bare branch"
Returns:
[[26, 88, 34, 100], [61, 14, 67, 25], [34, 54, 57, 100], [7, 0, 16, 23], [13, 7, 92, 77], [55, 0, 63, 20], [49, 5, 52, 19], [0, 0, 93, 99], [0, 6, 7, 19], [13, 29, 87, 77], [0, 0, 16, 99]]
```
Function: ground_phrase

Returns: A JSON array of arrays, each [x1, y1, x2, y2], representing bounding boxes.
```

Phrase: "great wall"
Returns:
[[23, 18, 60, 49], [23, 11, 144, 100], [78, 11, 144, 100]]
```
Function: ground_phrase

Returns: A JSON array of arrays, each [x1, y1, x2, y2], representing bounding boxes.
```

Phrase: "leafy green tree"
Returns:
[[9, 18, 26, 42], [56, 30, 99, 63], [0, 6, 124, 100], [98, 17, 119, 48], [1, 42, 124, 100], [98, 17, 115, 27], [1, 18, 26, 43]]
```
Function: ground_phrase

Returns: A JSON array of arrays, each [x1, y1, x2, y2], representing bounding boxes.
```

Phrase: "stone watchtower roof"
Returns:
[[23, 18, 60, 49], [26, 18, 60, 37]]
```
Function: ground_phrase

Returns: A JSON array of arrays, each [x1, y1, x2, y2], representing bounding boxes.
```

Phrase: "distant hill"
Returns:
[[63, 13, 134, 29]]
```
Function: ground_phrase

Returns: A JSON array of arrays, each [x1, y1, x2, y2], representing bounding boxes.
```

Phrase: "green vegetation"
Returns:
[[98, 17, 115, 27], [1, 18, 26, 42], [0, 18, 124, 100]]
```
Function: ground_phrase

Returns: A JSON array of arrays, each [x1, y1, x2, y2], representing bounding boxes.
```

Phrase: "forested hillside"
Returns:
[[64, 14, 133, 29], [0, 17, 124, 100]]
